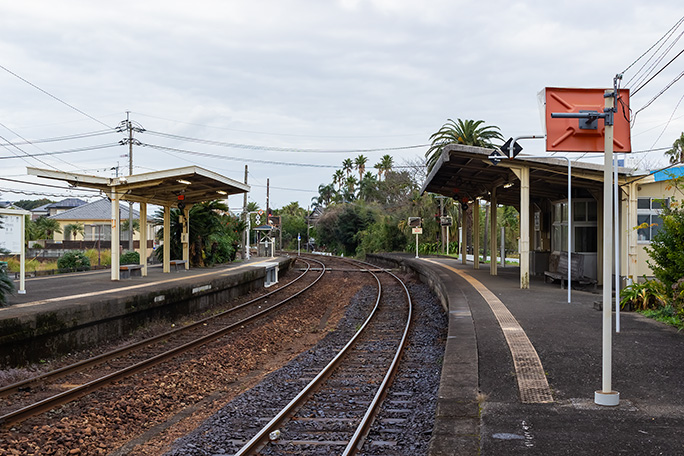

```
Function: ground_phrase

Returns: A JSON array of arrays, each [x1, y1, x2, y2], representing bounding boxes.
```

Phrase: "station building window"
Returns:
[[637, 197, 667, 242], [552, 199, 597, 252]]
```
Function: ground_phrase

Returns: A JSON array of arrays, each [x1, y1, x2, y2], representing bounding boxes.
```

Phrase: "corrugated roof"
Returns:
[[49, 198, 150, 221]]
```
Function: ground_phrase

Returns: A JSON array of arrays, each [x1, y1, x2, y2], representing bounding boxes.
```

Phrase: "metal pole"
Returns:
[[501, 226, 505, 267], [243, 165, 248, 260], [415, 233, 419, 258], [127, 112, 133, 253], [595, 87, 619, 406], [614, 154, 621, 333], [446, 225, 450, 256]]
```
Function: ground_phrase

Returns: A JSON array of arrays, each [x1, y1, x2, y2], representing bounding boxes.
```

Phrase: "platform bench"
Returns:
[[544, 252, 597, 290], [169, 259, 188, 271], [120, 263, 143, 279]]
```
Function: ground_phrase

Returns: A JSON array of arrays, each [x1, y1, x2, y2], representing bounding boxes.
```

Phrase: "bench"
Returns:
[[120, 263, 143, 279], [169, 259, 188, 271], [544, 252, 597, 290]]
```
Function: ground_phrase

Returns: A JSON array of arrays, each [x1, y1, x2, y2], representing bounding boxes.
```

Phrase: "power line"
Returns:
[[0, 121, 79, 170], [623, 16, 684, 85], [0, 63, 113, 130], [143, 130, 428, 154], [0, 187, 97, 199], [0, 177, 101, 192], [133, 111, 426, 139], [0, 129, 115, 147], [0, 143, 121, 160], [631, 48, 684, 96]]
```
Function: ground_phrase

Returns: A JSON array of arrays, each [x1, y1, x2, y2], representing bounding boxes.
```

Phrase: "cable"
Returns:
[[0, 187, 97, 199], [133, 112, 425, 139], [624, 16, 684, 85], [0, 133, 58, 170], [632, 69, 684, 126], [0, 121, 79, 170], [631, 48, 684, 96], [141, 142, 341, 168], [0, 129, 115, 147], [0, 143, 121, 160], [0, 64, 113, 130], [0, 177, 101, 192], [143, 130, 428, 154]]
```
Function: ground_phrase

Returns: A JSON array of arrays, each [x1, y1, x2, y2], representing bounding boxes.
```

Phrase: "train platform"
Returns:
[[0, 256, 291, 365], [368, 253, 684, 456]]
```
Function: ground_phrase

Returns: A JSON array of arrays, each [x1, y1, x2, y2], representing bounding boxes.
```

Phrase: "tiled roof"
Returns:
[[49, 198, 150, 221], [46, 198, 88, 209]]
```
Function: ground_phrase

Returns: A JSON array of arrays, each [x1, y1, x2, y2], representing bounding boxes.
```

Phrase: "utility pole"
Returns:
[[127, 111, 133, 252], [243, 165, 248, 260]]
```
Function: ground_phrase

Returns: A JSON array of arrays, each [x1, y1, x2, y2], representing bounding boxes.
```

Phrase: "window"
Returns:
[[552, 199, 597, 252], [637, 197, 668, 242]]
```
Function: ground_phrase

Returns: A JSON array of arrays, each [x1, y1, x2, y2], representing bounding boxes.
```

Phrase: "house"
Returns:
[[48, 198, 157, 247]]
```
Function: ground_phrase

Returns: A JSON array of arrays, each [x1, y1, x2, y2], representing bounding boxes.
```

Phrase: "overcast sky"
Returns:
[[1, 1, 683, 211]]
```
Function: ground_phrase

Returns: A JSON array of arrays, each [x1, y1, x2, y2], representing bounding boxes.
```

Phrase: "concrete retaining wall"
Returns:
[[0, 258, 293, 366]]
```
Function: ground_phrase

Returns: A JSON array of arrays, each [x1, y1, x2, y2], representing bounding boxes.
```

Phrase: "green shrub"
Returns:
[[120, 251, 140, 265], [620, 278, 667, 311], [57, 251, 91, 272], [0, 270, 13, 307]]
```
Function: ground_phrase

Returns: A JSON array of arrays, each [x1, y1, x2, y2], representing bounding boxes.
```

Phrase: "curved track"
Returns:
[[233, 256, 413, 456], [0, 257, 326, 427]]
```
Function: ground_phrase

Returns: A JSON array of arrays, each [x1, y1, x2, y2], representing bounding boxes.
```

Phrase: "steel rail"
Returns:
[[342, 259, 413, 456], [0, 258, 313, 398], [0, 258, 326, 427], [234, 256, 412, 456]]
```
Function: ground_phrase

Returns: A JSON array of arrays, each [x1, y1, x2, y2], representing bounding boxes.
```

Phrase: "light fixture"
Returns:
[[503, 182, 514, 189], [177, 179, 191, 185], [216, 190, 227, 195]]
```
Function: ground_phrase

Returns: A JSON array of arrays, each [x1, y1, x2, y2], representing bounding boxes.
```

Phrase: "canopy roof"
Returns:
[[27, 166, 249, 206], [421, 144, 631, 207]]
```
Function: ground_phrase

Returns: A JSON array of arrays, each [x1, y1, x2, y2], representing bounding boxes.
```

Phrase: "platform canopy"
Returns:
[[27, 165, 249, 205], [421, 143, 616, 208]]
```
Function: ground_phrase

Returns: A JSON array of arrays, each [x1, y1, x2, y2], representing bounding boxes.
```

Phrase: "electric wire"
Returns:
[[631, 48, 684, 96], [0, 129, 115, 147], [0, 121, 79, 170], [0, 177, 101, 193], [0, 64, 113, 130], [632, 69, 684, 126], [143, 130, 428, 154], [623, 16, 684, 86], [0, 133, 58, 170], [0, 143, 122, 160]]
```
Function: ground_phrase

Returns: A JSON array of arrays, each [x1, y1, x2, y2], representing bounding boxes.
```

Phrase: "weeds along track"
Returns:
[[0, 257, 327, 428]]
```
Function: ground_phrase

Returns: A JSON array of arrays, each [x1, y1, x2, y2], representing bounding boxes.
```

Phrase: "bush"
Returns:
[[57, 251, 91, 272], [620, 278, 667, 311], [120, 251, 140, 265], [0, 270, 13, 307], [84, 249, 111, 267]]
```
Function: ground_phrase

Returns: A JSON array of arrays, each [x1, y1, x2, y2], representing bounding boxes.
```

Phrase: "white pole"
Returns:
[[19, 213, 26, 294], [446, 225, 450, 256], [568, 157, 572, 305], [595, 88, 619, 406], [614, 155, 621, 333], [500, 226, 505, 267], [415, 233, 419, 259]]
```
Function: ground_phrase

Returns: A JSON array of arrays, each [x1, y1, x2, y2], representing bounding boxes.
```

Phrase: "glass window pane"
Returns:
[[561, 225, 568, 251], [552, 225, 561, 251], [637, 214, 650, 241], [652, 214, 664, 238], [637, 198, 650, 210], [561, 203, 568, 223], [587, 201, 597, 221], [574, 201, 586, 222], [575, 226, 597, 252]]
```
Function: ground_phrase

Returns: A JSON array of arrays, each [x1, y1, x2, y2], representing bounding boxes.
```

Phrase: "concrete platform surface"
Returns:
[[370, 253, 684, 456]]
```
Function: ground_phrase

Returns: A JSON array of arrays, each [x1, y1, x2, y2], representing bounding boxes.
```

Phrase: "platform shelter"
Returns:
[[27, 166, 249, 280]]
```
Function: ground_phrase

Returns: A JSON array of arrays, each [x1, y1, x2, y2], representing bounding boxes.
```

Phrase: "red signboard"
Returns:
[[544, 87, 631, 153]]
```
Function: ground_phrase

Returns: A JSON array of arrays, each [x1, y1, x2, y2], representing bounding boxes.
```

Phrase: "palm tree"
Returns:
[[374, 154, 393, 180], [358, 172, 378, 201], [63, 223, 85, 241], [665, 132, 684, 164], [425, 118, 504, 172], [344, 176, 358, 201], [355, 155, 368, 181], [35, 217, 62, 241], [333, 169, 345, 191], [342, 158, 354, 177], [313, 183, 336, 208]]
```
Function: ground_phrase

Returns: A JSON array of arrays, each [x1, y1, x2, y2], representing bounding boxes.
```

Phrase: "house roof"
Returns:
[[49, 198, 148, 221], [46, 198, 88, 209]]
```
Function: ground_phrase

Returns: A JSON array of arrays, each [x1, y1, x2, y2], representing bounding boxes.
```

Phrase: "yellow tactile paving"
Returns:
[[423, 258, 553, 404]]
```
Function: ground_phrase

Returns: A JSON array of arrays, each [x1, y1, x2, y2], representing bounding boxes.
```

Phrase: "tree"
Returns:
[[343, 176, 358, 201], [645, 191, 684, 295], [35, 217, 62, 241], [665, 132, 684, 164], [333, 169, 345, 191], [374, 154, 393, 181], [0, 269, 13, 307], [342, 158, 354, 177], [426, 118, 504, 172], [63, 223, 85, 241], [312, 184, 336, 208], [355, 155, 368, 181], [358, 172, 379, 202], [13, 198, 53, 211], [121, 219, 140, 235]]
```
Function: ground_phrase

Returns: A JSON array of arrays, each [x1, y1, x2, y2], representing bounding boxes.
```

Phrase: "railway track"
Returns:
[[0, 257, 327, 427], [229, 257, 413, 455]]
